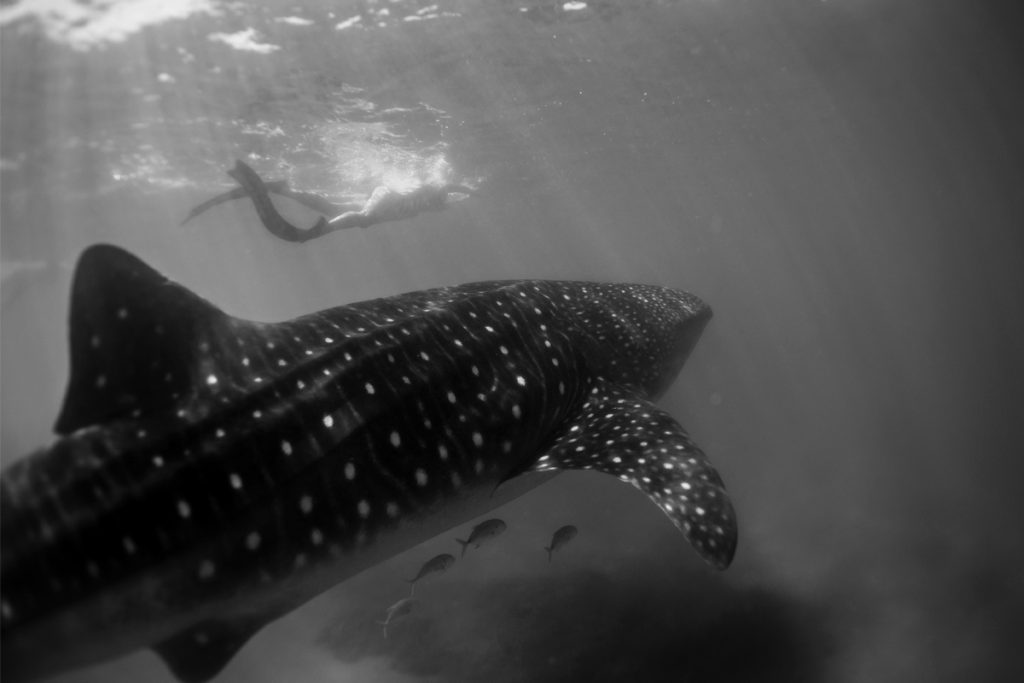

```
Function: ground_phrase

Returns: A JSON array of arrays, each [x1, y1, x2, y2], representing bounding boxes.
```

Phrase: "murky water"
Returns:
[[2, 1, 1022, 681]]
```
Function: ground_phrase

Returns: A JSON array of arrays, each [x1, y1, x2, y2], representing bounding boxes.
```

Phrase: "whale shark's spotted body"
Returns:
[[0, 245, 737, 682]]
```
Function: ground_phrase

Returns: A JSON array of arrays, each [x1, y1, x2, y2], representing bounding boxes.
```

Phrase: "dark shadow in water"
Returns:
[[319, 567, 830, 682]]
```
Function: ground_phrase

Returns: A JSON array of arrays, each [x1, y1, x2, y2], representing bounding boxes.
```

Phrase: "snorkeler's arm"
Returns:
[[180, 180, 289, 225], [227, 161, 330, 243]]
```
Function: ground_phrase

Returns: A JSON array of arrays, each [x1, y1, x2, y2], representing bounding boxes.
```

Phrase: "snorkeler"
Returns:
[[184, 160, 473, 243]]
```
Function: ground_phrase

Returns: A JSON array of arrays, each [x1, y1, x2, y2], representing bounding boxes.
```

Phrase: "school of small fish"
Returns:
[[377, 519, 579, 637]]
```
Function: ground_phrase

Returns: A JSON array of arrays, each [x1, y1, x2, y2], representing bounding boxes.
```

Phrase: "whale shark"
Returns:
[[0, 244, 737, 682]]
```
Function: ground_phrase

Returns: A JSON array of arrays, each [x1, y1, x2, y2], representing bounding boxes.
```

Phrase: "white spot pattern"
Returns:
[[24, 274, 722, 615]]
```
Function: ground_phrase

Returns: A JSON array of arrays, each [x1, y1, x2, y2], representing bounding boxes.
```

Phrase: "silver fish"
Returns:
[[455, 518, 508, 557], [406, 553, 456, 595], [545, 525, 579, 562], [377, 597, 416, 639]]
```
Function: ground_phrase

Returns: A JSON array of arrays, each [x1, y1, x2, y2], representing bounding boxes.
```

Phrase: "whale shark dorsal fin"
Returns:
[[54, 244, 230, 435], [153, 616, 266, 683], [523, 381, 738, 569]]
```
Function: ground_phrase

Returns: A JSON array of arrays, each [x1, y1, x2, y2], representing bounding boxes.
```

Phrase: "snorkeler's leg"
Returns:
[[228, 161, 329, 243], [326, 211, 372, 229], [275, 188, 354, 216], [180, 180, 289, 225]]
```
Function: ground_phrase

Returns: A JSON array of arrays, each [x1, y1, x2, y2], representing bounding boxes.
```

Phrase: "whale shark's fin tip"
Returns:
[[153, 617, 266, 683], [519, 381, 738, 569]]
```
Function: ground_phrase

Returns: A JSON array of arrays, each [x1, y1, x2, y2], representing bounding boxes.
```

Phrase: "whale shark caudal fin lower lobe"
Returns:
[[53, 245, 233, 435], [523, 381, 737, 569], [153, 616, 266, 683]]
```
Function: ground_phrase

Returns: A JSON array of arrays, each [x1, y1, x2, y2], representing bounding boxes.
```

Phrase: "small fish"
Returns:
[[544, 525, 579, 562], [406, 553, 455, 595], [377, 597, 417, 639], [455, 518, 507, 557]]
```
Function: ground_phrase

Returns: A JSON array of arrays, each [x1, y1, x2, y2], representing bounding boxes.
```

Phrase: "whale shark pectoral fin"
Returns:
[[153, 616, 267, 683], [524, 382, 737, 569]]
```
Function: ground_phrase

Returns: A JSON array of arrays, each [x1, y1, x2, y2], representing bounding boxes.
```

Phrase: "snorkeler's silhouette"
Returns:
[[182, 161, 473, 243]]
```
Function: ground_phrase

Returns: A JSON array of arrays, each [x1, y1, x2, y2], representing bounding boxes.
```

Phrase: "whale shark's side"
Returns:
[[0, 245, 737, 682]]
